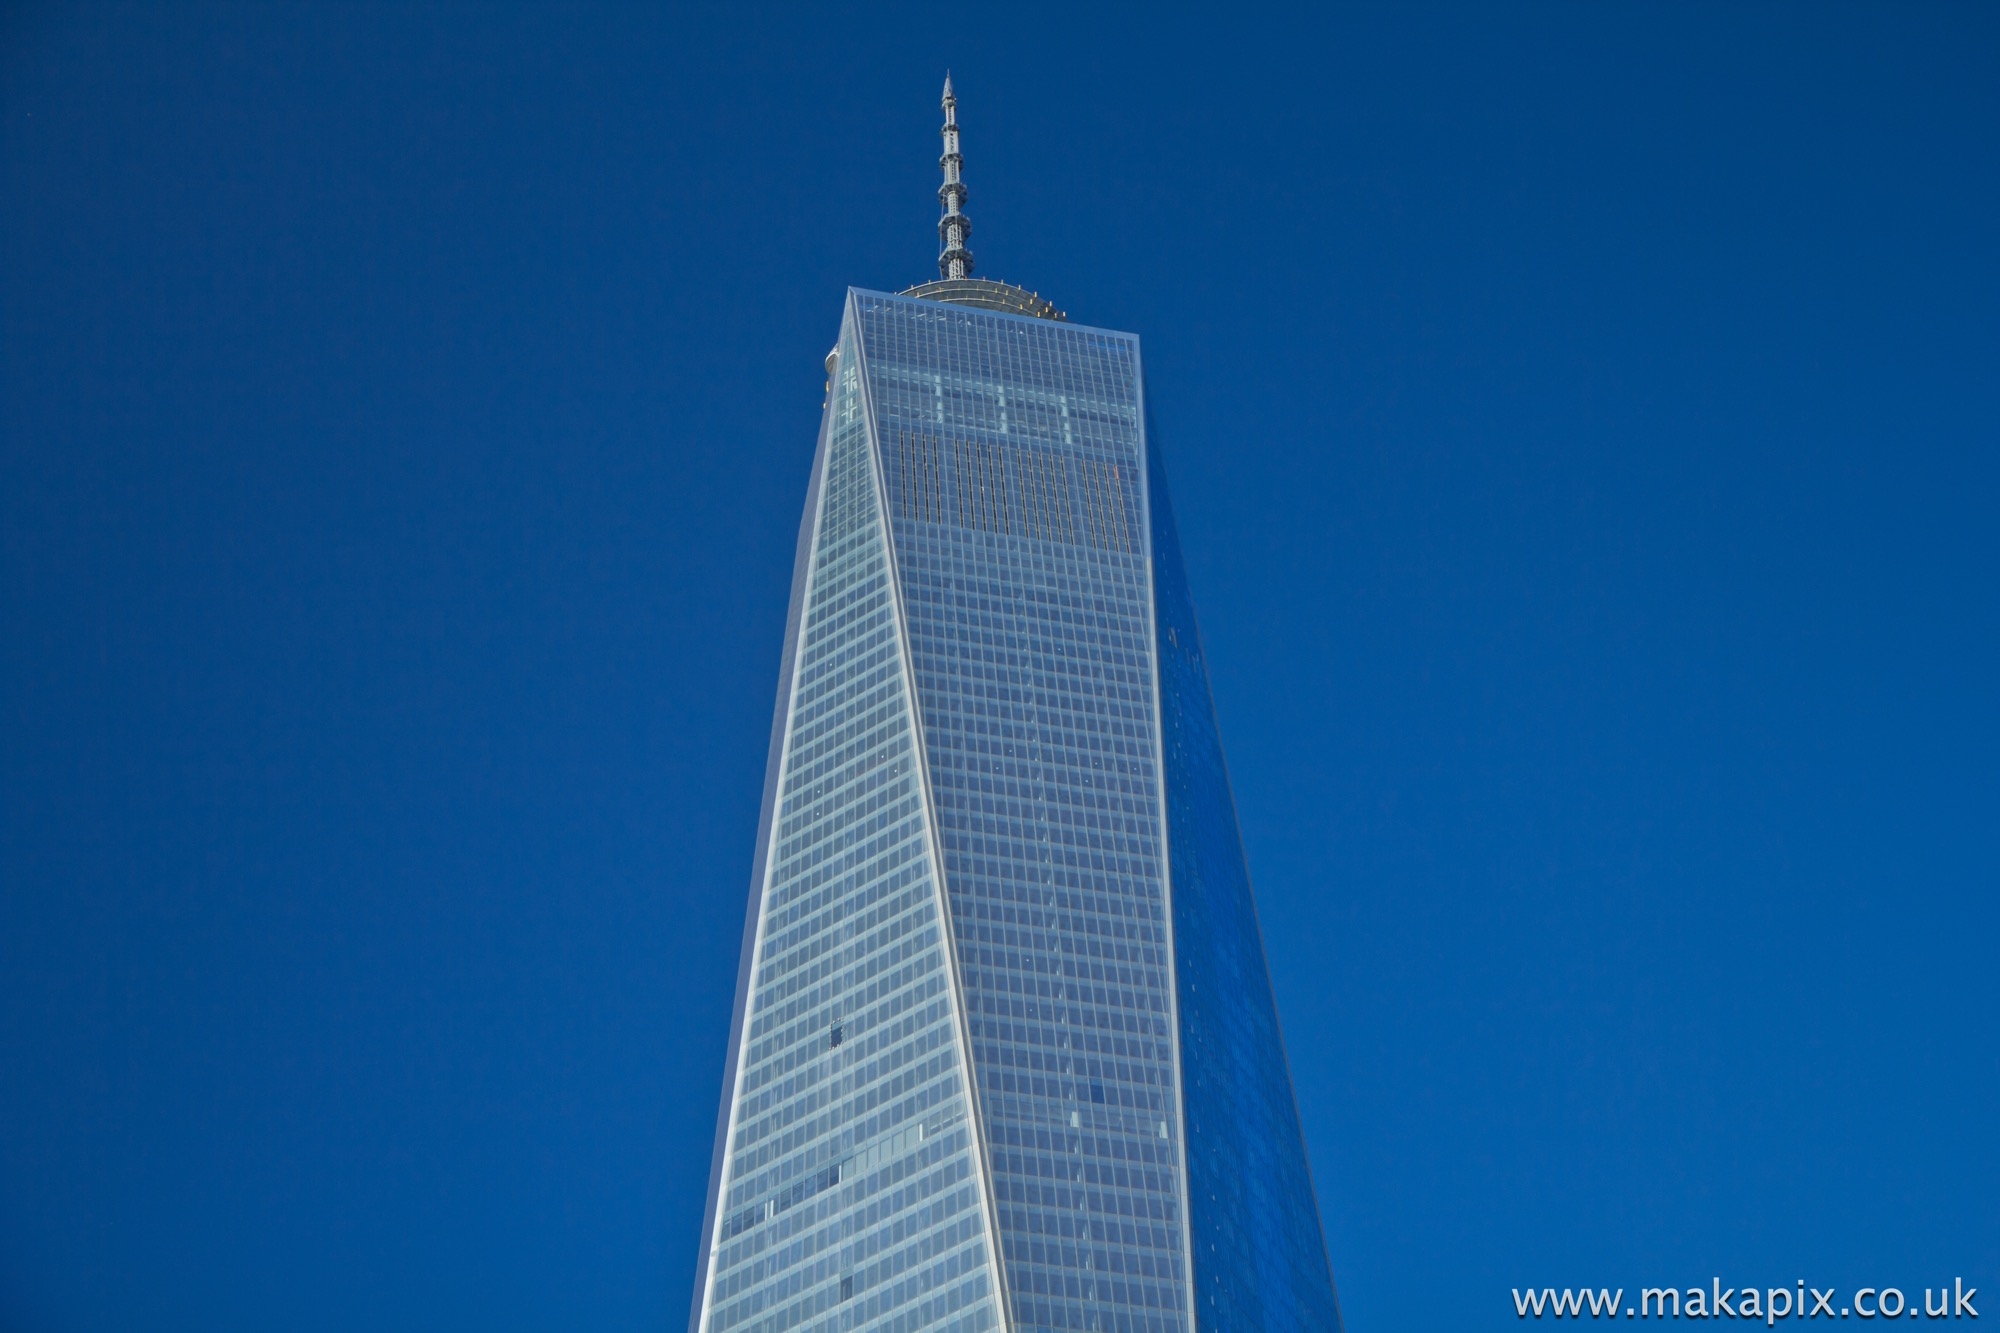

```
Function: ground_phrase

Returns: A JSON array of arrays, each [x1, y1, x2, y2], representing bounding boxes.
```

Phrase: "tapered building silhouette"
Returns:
[[690, 79, 1343, 1333]]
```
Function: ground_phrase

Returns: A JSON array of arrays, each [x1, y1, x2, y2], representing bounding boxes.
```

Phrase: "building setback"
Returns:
[[689, 79, 1344, 1333]]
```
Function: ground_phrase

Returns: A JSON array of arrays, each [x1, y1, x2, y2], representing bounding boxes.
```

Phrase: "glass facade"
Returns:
[[1146, 431, 1346, 1333], [693, 289, 1341, 1333], [857, 294, 1186, 1333], [692, 316, 1005, 1333]]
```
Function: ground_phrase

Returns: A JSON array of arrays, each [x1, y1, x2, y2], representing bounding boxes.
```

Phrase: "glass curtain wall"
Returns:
[[694, 287, 1344, 1333], [857, 292, 1191, 1333], [693, 312, 1005, 1333], [1146, 434, 1346, 1333]]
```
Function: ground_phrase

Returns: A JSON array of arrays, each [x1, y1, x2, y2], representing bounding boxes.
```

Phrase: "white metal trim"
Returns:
[[1132, 348, 1202, 1333]]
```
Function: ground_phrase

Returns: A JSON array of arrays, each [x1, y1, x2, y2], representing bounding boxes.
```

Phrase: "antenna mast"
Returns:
[[938, 76, 973, 280]]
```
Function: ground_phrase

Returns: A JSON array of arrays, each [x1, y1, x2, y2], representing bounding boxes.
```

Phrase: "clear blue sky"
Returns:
[[2, 3, 1995, 1329]]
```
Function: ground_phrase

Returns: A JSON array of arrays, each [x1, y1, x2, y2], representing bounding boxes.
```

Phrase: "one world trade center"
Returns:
[[688, 78, 1345, 1333]]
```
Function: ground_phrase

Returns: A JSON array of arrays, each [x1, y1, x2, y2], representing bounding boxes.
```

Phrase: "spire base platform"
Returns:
[[899, 278, 1065, 321]]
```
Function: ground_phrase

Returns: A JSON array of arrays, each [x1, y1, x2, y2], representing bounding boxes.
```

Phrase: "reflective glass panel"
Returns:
[[1147, 432, 1344, 1333]]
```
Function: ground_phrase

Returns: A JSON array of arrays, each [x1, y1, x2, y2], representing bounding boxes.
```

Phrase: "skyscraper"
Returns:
[[689, 80, 1343, 1333]]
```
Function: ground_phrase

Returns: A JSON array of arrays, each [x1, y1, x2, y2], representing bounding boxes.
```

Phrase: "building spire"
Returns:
[[937, 74, 973, 280]]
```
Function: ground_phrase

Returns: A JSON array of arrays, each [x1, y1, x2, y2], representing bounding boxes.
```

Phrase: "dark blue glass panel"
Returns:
[[1147, 427, 1345, 1333]]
